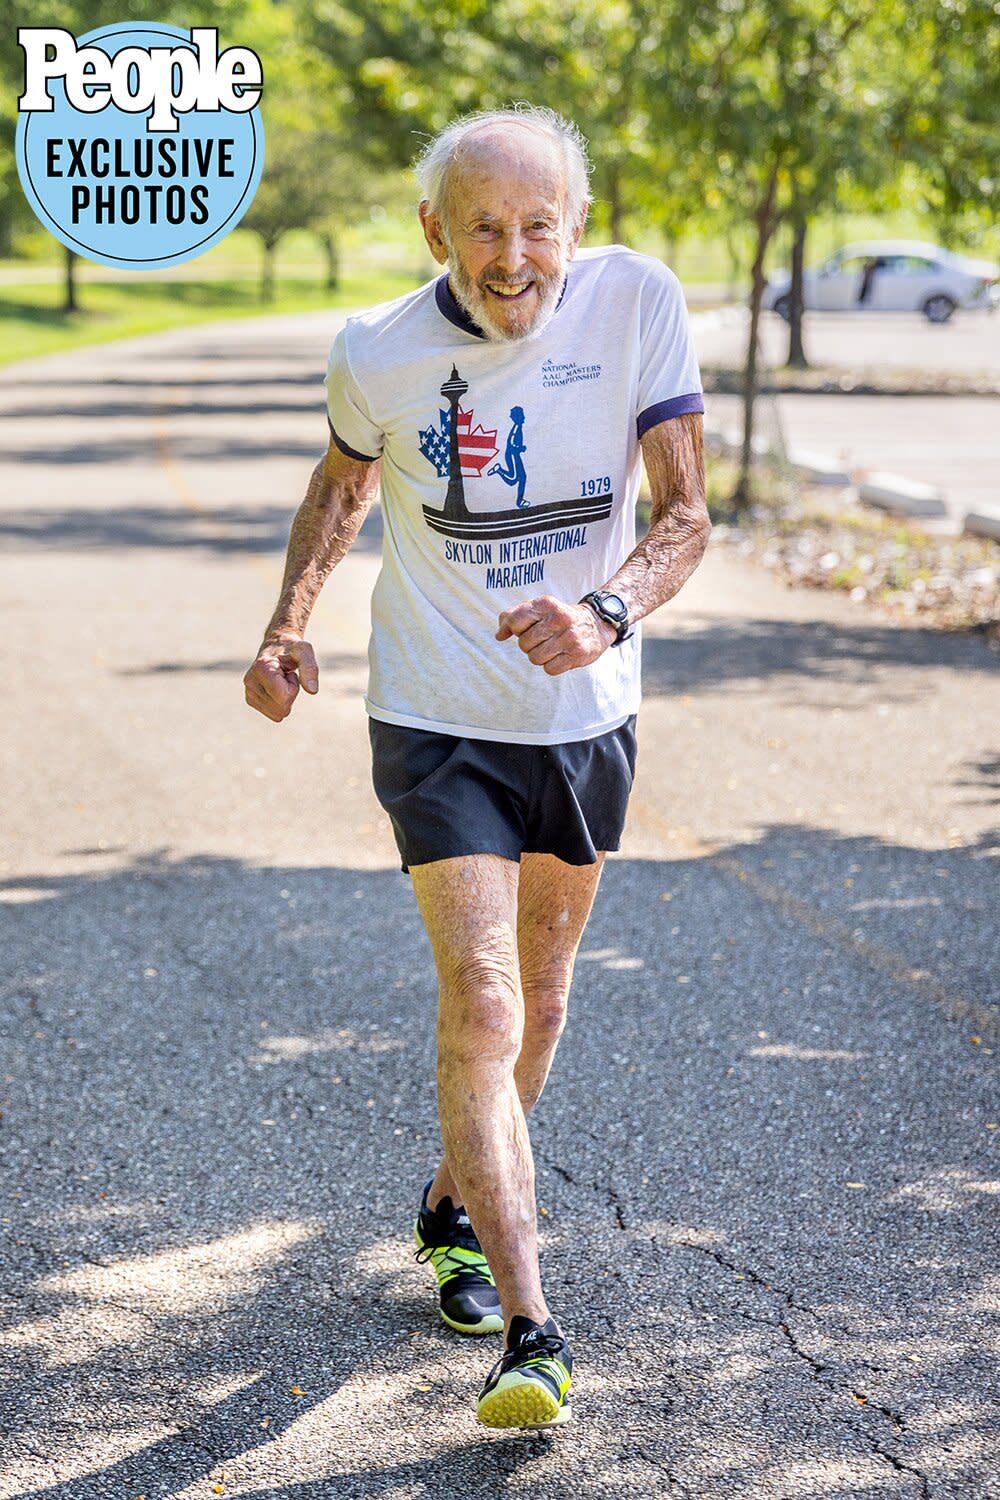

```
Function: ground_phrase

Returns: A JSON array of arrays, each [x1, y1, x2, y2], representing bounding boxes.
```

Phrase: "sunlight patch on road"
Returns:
[[748, 1043, 868, 1062], [0, 885, 56, 903], [647, 1221, 724, 1247], [251, 1028, 404, 1063], [2, 1220, 321, 1367], [886, 1167, 1000, 1212], [165, 1348, 470, 1496]]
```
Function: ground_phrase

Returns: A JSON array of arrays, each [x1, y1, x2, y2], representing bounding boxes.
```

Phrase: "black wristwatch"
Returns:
[[580, 590, 632, 645]]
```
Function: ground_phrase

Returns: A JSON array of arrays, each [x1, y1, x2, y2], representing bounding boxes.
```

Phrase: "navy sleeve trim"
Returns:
[[327, 416, 379, 464], [637, 393, 705, 438]]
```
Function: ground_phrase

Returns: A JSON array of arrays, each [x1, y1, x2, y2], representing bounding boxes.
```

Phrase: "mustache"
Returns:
[[478, 271, 539, 287]]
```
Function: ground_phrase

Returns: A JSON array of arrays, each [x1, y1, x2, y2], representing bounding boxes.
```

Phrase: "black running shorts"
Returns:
[[368, 716, 638, 872]]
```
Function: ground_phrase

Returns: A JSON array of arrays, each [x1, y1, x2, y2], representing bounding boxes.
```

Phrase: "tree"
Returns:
[[242, 129, 340, 300], [656, 0, 893, 511], [903, 0, 1000, 248], [299, 0, 702, 247]]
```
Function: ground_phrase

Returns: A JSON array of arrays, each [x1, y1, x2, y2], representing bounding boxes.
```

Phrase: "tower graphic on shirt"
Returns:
[[419, 366, 614, 541]]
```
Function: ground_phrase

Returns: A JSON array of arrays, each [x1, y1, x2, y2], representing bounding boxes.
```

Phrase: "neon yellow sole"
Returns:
[[413, 1223, 504, 1336], [477, 1372, 572, 1429]]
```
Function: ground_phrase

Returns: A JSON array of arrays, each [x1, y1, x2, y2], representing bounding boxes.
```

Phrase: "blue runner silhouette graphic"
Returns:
[[487, 407, 528, 507]]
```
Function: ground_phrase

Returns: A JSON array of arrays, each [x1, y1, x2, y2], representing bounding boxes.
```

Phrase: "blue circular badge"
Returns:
[[15, 23, 264, 270]]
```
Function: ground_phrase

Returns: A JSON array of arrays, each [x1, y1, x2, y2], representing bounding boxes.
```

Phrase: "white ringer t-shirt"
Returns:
[[324, 244, 703, 745]]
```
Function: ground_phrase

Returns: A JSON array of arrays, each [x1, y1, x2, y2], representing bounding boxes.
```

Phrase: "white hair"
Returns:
[[414, 106, 591, 231]]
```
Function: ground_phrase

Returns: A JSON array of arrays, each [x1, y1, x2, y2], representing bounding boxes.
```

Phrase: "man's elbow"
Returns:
[[680, 492, 712, 550], [696, 499, 713, 547]]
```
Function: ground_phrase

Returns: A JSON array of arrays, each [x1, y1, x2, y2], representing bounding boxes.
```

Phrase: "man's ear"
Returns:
[[565, 200, 589, 260], [419, 201, 449, 266]]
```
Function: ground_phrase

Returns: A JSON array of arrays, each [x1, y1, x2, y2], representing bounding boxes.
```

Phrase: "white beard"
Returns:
[[443, 235, 568, 343]]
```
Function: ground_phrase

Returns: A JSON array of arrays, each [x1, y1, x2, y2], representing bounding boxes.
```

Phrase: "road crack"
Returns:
[[677, 1238, 928, 1495]]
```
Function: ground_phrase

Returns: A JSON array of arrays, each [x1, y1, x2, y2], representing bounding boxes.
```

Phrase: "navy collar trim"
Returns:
[[434, 272, 570, 339], [435, 274, 486, 337]]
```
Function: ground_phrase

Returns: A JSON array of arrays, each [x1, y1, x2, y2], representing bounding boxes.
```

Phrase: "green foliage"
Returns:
[[0, 266, 416, 364], [2, 0, 998, 301]]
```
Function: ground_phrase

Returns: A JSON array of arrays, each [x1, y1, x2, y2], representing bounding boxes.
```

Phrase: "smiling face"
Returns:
[[420, 126, 586, 343]]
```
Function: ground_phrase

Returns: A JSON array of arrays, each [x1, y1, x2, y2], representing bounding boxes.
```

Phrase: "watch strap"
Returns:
[[580, 591, 632, 646]]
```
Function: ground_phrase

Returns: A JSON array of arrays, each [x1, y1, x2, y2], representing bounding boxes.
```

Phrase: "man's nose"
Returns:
[[491, 228, 529, 273]]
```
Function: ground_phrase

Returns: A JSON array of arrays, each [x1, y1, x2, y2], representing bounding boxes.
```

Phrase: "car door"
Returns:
[[814, 253, 860, 310], [872, 255, 936, 311]]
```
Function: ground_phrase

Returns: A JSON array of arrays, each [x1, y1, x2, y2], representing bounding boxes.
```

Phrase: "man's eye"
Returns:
[[469, 224, 499, 239]]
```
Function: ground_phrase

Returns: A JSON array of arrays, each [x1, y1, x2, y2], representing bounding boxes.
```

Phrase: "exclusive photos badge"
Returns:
[[15, 23, 265, 270]]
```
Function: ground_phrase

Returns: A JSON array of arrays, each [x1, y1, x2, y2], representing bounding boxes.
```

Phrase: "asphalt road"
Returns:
[[697, 307, 1000, 383], [1, 314, 999, 1500], [693, 309, 1000, 526]]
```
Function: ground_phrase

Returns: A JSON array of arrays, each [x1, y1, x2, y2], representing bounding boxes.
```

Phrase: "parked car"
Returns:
[[763, 239, 1000, 323]]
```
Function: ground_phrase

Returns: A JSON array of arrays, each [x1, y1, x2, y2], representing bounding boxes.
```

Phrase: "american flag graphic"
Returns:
[[419, 407, 499, 478]]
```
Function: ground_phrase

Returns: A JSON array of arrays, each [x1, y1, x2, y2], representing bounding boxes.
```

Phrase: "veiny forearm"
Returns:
[[603, 413, 712, 622], [263, 452, 380, 643]]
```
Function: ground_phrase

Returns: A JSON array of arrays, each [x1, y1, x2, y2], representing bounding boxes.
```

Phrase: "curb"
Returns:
[[964, 512, 1000, 543], [786, 448, 852, 487], [856, 472, 948, 518], [704, 412, 1000, 542]]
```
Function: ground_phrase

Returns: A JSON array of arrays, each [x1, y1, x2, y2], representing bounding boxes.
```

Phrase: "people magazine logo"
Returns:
[[15, 24, 265, 269]]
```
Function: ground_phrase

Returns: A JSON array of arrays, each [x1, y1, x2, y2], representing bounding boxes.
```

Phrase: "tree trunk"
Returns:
[[724, 231, 742, 302], [608, 164, 623, 243], [733, 168, 779, 515], [260, 238, 278, 303], [787, 213, 808, 368], [319, 230, 340, 292], [63, 246, 78, 314]]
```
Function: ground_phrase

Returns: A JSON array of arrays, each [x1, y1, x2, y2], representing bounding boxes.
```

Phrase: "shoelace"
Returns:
[[414, 1216, 495, 1284], [485, 1330, 567, 1388]]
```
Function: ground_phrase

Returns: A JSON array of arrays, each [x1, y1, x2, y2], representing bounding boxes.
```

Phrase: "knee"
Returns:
[[521, 957, 572, 1042], [523, 986, 568, 1048], [438, 952, 522, 1069]]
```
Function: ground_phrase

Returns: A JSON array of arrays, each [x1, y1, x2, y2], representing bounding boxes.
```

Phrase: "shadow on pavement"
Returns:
[[956, 753, 1000, 805], [0, 502, 385, 558], [116, 652, 366, 679], [0, 374, 323, 393], [6, 435, 325, 467], [641, 614, 999, 692], [0, 379, 327, 422], [2, 821, 997, 1497]]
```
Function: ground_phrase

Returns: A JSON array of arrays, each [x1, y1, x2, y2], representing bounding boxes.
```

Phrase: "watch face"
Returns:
[[601, 593, 628, 621]]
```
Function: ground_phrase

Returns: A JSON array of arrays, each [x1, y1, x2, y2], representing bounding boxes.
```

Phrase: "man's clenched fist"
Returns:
[[496, 595, 617, 675], [243, 638, 319, 722]]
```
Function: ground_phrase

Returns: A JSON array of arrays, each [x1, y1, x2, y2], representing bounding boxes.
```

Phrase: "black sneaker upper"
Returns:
[[414, 1182, 501, 1325], [480, 1314, 572, 1402]]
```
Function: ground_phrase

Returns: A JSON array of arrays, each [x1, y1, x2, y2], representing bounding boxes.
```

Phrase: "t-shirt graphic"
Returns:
[[418, 367, 613, 539], [324, 245, 704, 745]]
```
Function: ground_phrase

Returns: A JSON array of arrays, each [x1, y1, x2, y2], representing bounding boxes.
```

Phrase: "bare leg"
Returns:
[[514, 851, 605, 1111], [416, 852, 605, 1337], [411, 853, 545, 1332]]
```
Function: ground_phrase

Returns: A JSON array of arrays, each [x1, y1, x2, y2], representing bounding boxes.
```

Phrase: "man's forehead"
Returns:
[[447, 126, 566, 213]]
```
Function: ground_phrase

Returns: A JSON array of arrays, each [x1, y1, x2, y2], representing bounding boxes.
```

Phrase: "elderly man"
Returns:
[[244, 105, 710, 1429]]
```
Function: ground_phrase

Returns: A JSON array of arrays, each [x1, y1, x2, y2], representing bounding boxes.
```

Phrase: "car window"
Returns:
[[886, 256, 935, 273]]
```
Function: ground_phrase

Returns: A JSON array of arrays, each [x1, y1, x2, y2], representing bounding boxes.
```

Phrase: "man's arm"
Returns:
[[497, 413, 711, 673], [243, 435, 380, 722]]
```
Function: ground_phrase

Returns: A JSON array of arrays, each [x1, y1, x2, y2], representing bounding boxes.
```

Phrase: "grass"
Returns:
[[4, 202, 996, 367], [0, 268, 423, 366]]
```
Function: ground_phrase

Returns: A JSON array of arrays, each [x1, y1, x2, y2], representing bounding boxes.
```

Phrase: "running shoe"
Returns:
[[413, 1178, 503, 1335], [476, 1314, 572, 1428]]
